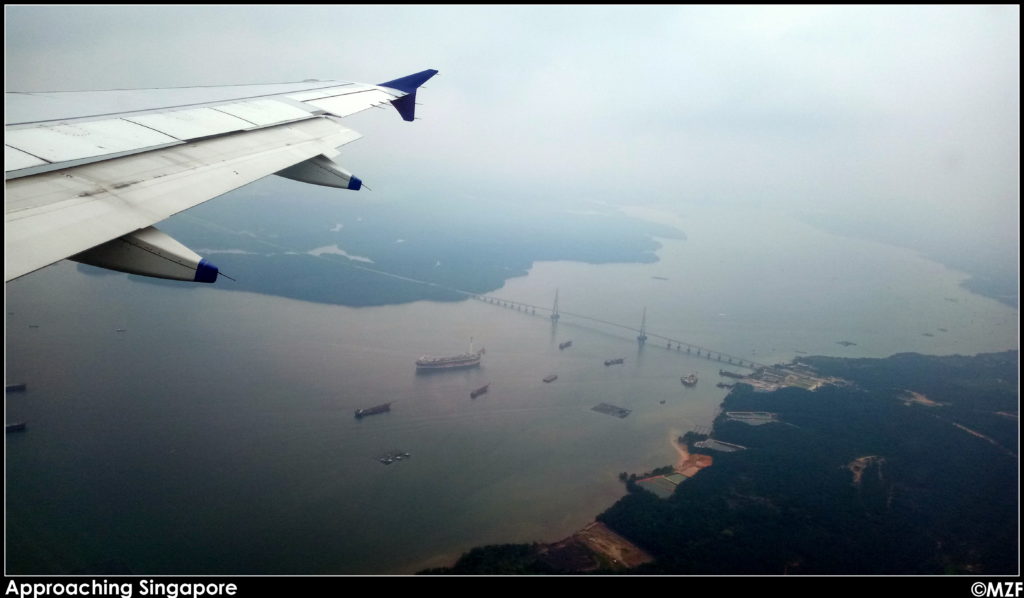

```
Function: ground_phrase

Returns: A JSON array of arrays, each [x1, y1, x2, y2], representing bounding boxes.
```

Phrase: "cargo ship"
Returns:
[[416, 338, 484, 370], [604, 358, 624, 366], [355, 403, 391, 419], [681, 374, 698, 387], [6, 422, 27, 433], [719, 369, 744, 379], [559, 340, 573, 350], [470, 383, 490, 399]]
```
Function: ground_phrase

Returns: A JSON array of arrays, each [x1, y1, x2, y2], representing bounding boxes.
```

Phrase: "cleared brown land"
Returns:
[[952, 422, 1016, 458], [574, 522, 653, 569], [537, 536, 600, 571], [677, 449, 713, 478], [846, 455, 885, 486], [538, 522, 653, 571], [900, 389, 942, 407], [679, 453, 713, 478], [669, 428, 714, 477]]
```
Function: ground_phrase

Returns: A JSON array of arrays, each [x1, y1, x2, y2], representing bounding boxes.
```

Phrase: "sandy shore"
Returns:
[[669, 427, 713, 477], [669, 428, 690, 472]]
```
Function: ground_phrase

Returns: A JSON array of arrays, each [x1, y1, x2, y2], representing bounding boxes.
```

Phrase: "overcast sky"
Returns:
[[5, 5, 1020, 258]]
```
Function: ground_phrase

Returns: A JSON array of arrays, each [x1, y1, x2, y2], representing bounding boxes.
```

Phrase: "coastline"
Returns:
[[424, 350, 1018, 574]]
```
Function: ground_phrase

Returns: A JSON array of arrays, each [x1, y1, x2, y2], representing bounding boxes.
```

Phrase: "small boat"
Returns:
[[470, 383, 490, 399], [681, 374, 698, 387], [604, 358, 624, 366], [379, 451, 410, 465], [543, 374, 558, 383], [559, 340, 573, 350]]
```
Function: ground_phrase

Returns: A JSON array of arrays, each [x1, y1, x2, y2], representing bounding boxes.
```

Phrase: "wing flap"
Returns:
[[3, 79, 420, 177], [304, 89, 399, 118], [4, 81, 358, 126], [210, 98, 313, 127], [123, 107, 256, 141], [286, 83, 383, 102], [5, 119, 182, 164], [5, 145, 48, 170], [5, 117, 361, 281]]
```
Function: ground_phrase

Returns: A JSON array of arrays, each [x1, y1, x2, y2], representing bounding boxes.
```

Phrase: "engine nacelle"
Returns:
[[275, 154, 362, 190], [70, 226, 219, 283]]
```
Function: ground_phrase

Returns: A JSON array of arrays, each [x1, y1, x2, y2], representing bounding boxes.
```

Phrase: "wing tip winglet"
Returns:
[[378, 69, 439, 94], [379, 69, 439, 122]]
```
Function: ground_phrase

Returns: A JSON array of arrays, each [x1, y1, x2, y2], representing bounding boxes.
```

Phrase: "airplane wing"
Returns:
[[4, 69, 438, 283]]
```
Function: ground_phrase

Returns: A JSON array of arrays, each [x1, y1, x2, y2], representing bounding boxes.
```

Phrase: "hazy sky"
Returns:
[[5, 5, 1020, 258]]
